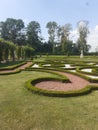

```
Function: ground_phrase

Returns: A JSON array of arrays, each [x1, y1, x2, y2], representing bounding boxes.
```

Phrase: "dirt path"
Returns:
[[0, 62, 32, 74], [35, 71, 98, 91]]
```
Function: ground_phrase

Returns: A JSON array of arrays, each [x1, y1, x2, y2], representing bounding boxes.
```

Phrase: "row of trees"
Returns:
[[0, 18, 91, 57], [0, 18, 41, 51], [0, 38, 34, 63], [46, 21, 90, 55]]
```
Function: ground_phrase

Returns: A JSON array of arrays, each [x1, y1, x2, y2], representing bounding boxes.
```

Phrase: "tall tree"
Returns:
[[0, 18, 25, 44], [61, 23, 72, 54], [46, 21, 58, 54], [26, 21, 41, 51], [77, 20, 89, 53]]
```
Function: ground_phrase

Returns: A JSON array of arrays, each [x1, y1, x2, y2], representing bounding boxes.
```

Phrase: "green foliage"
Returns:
[[26, 21, 41, 50], [0, 18, 25, 44], [0, 60, 24, 68], [46, 21, 58, 54], [0, 38, 16, 62], [77, 21, 90, 53], [0, 18, 92, 55], [23, 45, 34, 59], [0, 38, 34, 62], [25, 76, 98, 97], [1, 57, 98, 129], [0, 61, 26, 70], [0, 69, 21, 75], [17, 46, 23, 60], [77, 66, 98, 76]]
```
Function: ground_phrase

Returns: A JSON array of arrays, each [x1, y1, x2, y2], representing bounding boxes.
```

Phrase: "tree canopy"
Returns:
[[0, 18, 92, 57], [0, 18, 25, 45], [26, 21, 41, 50], [77, 20, 90, 53]]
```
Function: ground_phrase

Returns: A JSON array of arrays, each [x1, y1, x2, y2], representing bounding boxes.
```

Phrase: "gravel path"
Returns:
[[1, 64, 98, 91], [0, 62, 32, 73], [35, 71, 98, 91]]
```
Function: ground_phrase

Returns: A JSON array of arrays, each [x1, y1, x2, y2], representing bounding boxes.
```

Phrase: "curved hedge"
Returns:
[[0, 69, 21, 75], [0, 61, 26, 70], [0, 61, 32, 75], [92, 68, 98, 73], [25, 77, 98, 97], [67, 69, 98, 83], [77, 67, 98, 76], [26, 66, 98, 83], [25, 68, 70, 82], [31, 61, 76, 69], [24, 60, 98, 97]]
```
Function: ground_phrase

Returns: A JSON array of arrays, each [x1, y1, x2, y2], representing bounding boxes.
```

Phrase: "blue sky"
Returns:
[[0, 0, 98, 51]]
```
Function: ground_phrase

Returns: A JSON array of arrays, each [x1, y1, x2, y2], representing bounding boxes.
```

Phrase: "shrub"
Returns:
[[25, 78, 98, 97]]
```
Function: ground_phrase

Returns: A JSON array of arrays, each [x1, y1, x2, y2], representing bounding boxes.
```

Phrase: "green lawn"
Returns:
[[0, 70, 98, 130]]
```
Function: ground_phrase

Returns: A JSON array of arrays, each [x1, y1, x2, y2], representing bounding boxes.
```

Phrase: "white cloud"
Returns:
[[69, 29, 79, 43], [23, 18, 30, 26], [87, 25, 98, 52], [69, 25, 98, 52], [95, 25, 98, 31]]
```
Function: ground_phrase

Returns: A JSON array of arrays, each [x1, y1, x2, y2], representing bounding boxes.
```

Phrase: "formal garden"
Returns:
[[0, 18, 98, 130], [0, 55, 98, 130]]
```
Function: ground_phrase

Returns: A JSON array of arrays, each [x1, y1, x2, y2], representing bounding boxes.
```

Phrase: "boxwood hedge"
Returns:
[[25, 77, 98, 97], [0, 62, 26, 70]]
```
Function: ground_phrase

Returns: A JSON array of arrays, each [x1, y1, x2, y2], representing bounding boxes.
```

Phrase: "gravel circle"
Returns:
[[35, 72, 90, 91]]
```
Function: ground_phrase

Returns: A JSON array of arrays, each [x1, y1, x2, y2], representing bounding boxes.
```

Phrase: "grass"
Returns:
[[0, 70, 98, 130], [34, 55, 98, 63]]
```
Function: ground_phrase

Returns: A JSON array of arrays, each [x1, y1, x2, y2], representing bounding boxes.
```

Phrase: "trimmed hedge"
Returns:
[[25, 77, 98, 97], [77, 67, 98, 76], [31, 61, 76, 69], [92, 68, 98, 73], [0, 61, 32, 75], [67, 69, 98, 83], [25, 63, 98, 97], [0, 69, 21, 75], [32, 77, 68, 84], [0, 61, 26, 70], [26, 66, 98, 83], [25, 68, 70, 83]]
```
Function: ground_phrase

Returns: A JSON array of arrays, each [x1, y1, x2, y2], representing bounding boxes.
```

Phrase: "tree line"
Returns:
[[46, 21, 90, 55], [0, 18, 91, 62]]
